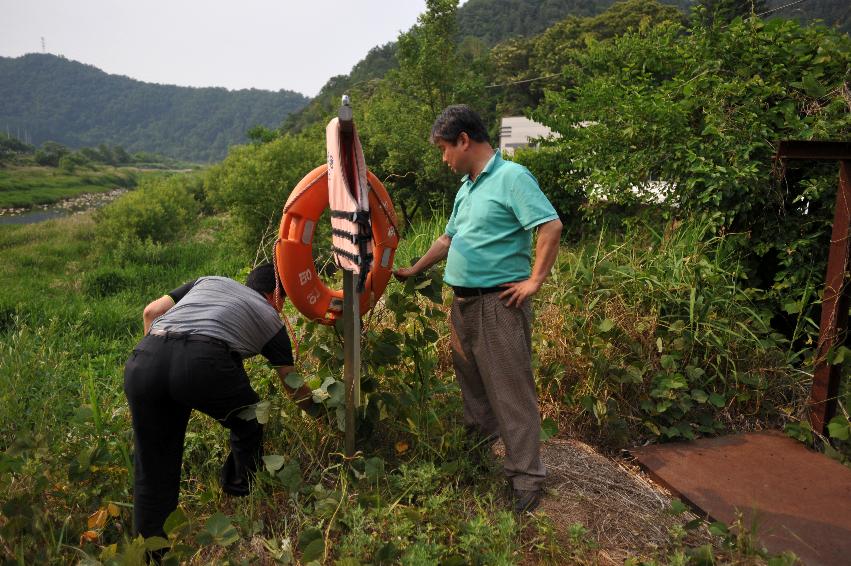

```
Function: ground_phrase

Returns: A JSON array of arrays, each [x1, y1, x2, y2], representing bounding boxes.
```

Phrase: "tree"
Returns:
[[532, 16, 850, 313], [696, 0, 767, 26], [34, 141, 69, 167], [359, 0, 491, 227]]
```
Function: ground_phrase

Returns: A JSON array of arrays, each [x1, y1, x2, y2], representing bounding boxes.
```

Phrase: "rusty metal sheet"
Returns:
[[631, 431, 851, 566]]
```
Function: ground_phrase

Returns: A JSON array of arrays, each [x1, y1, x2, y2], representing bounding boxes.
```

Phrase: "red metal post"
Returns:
[[809, 159, 851, 435]]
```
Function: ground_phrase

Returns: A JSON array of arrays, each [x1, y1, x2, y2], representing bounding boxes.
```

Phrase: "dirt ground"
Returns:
[[494, 438, 712, 564]]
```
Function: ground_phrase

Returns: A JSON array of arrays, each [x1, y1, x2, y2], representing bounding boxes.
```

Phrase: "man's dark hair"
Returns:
[[246, 262, 285, 297], [430, 104, 490, 144]]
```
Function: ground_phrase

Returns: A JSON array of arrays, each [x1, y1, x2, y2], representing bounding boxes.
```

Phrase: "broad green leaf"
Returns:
[[277, 461, 302, 492], [237, 400, 270, 424], [801, 73, 827, 98], [285, 372, 304, 389], [827, 416, 850, 441], [708, 393, 726, 408], [326, 380, 345, 407], [598, 318, 615, 333], [669, 499, 687, 515], [163, 508, 188, 537], [263, 454, 285, 473], [364, 457, 385, 481], [254, 400, 271, 424], [709, 521, 729, 537], [301, 538, 324, 563], [691, 389, 709, 403], [144, 536, 171, 551], [204, 512, 239, 547], [540, 418, 558, 441]]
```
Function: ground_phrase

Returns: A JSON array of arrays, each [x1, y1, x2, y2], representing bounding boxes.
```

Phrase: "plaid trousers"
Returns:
[[450, 293, 546, 490]]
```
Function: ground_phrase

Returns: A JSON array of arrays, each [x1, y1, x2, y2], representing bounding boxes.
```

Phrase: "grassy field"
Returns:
[[0, 176, 822, 564]]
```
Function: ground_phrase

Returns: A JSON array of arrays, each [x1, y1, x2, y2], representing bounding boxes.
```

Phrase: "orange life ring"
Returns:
[[276, 164, 399, 325]]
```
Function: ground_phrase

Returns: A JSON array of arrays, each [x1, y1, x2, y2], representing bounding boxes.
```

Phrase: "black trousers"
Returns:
[[123, 334, 262, 538]]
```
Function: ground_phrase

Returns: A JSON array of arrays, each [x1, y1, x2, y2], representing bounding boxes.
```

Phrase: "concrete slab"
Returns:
[[631, 430, 851, 566]]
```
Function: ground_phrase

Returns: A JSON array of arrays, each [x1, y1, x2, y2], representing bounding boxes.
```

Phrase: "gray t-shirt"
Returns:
[[150, 276, 283, 359]]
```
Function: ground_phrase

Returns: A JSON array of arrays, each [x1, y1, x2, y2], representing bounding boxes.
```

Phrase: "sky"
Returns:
[[0, 0, 435, 97]]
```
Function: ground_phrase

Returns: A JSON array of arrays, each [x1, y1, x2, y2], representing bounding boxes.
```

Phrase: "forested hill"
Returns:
[[0, 54, 309, 162]]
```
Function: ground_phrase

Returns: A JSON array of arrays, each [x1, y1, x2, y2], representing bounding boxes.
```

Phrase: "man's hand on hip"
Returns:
[[499, 279, 542, 308]]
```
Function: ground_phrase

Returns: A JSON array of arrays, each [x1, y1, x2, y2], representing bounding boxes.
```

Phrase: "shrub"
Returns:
[[204, 133, 324, 251], [95, 174, 201, 245]]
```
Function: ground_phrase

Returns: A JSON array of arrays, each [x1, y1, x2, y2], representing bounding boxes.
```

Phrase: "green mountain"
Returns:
[[0, 53, 309, 162]]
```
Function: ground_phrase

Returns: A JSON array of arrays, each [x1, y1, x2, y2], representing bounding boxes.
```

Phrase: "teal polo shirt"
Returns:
[[444, 151, 559, 288]]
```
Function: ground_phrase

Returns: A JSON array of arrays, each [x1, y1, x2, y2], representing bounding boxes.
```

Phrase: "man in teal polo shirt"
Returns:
[[395, 105, 562, 513]]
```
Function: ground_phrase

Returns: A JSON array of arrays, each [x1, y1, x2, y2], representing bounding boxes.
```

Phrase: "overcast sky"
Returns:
[[0, 0, 438, 97]]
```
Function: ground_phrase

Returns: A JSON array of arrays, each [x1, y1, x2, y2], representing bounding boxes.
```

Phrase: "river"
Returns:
[[0, 188, 128, 225]]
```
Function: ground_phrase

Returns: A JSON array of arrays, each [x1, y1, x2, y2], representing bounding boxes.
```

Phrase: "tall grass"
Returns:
[[533, 219, 802, 446]]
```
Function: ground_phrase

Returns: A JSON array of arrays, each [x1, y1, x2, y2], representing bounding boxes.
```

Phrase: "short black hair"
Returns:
[[430, 104, 490, 144], [246, 262, 285, 297]]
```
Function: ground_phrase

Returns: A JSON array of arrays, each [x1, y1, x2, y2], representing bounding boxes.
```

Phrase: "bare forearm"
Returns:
[[399, 234, 451, 277], [143, 295, 175, 334], [530, 219, 563, 284]]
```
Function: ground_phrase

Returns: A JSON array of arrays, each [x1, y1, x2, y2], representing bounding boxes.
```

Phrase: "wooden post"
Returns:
[[343, 270, 361, 456]]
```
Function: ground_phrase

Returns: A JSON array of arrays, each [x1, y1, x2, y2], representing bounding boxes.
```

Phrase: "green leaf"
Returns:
[[540, 418, 558, 441], [285, 372, 304, 389], [301, 538, 324, 562], [364, 457, 385, 481], [801, 73, 827, 98], [708, 393, 726, 408], [277, 461, 303, 492], [656, 337, 663, 353], [237, 400, 270, 424], [830, 346, 851, 365], [691, 389, 709, 403], [254, 400, 271, 424], [163, 508, 188, 537], [685, 366, 705, 380], [375, 541, 399, 564], [598, 318, 615, 333], [204, 512, 239, 547], [144, 536, 171, 551], [669, 499, 688, 515], [827, 416, 850, 441], [263, 454, 286, 473], [326, 380, 345, 408], [298, 527, 322, 550], [709, 521, 729, 537]]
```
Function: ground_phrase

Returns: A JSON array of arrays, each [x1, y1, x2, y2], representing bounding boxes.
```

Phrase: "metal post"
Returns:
[[810, 159, 850, 435], [776, 141, 851, 437], [343, 270, 361, 456]]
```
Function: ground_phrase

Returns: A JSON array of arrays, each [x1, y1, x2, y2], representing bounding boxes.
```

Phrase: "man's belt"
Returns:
[[452, 286, 505, 298], [148, 328, 228, 348]]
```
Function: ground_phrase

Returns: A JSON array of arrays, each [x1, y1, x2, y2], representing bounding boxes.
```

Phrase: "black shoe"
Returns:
[[512, 489, 542, 514], [221, 477, 251, 497]]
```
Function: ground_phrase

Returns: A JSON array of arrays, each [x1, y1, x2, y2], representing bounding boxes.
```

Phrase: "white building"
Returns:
[[498, 116, 559, 156]]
